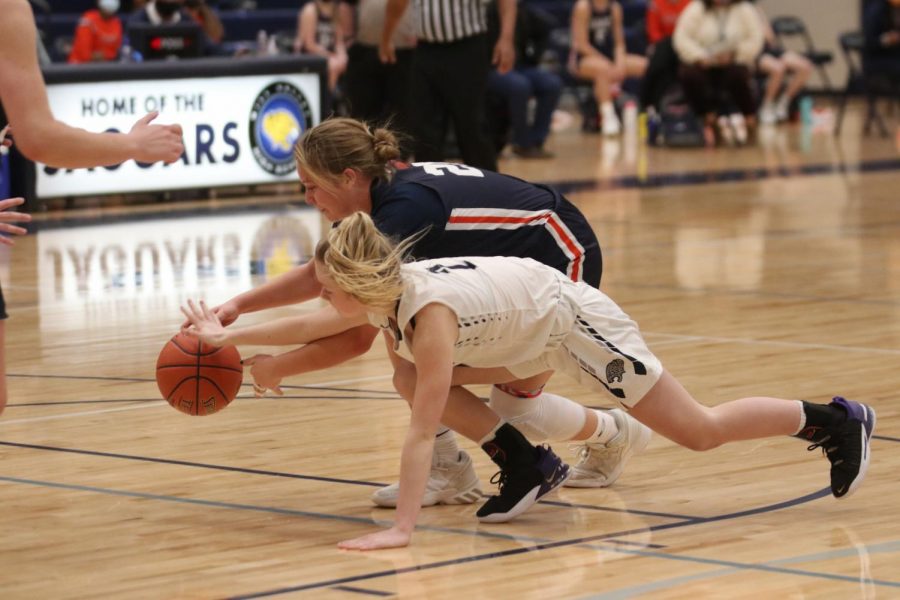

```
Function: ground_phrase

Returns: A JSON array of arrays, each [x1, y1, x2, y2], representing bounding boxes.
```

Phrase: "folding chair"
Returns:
[[834, 31, 890, 137], [771, 15, 835, 94]]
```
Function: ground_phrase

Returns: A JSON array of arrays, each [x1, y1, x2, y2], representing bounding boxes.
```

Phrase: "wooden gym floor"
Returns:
[[1, 102, 899, 598]]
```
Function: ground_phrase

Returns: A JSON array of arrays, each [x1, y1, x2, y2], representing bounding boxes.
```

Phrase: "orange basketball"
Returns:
[[156, 332, 243, 416]]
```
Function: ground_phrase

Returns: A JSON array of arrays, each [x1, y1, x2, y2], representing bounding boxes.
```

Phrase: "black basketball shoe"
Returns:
[[476, 445, 570, 523], [801, 397, 876, 499]]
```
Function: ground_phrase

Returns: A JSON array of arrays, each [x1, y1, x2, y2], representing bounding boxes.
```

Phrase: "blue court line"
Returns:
[[331, 585, 393, 597], [582, 540, 900, 599], [0, 472, 863, 597], [0, 474, 673, 550], [6, 372, 398, 395], [0, 439, 699, 521], [3, 395, 397, 408], [0, 441, 385, 488], [551, 157, 900, 196], [23, 158, 900, 233]]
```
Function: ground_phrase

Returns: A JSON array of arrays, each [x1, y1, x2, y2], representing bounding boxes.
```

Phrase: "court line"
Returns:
[[331, 585, 393, 597], [615, 280, 900, 308], [0, 403, 160, 424], [5, 394, 399, 408], [7, 372, 398, 395], [642, 332, 900, 356], [0, 473, 670, 548], [582, 540, 900, 599], [22, 158, 900, 233], [0, 439, 702, 521], [0, 473, 849, 598]]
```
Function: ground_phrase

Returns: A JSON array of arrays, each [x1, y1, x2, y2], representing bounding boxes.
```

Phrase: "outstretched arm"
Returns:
[[0, 0, 183, 167], [187, 261, 322, 329], [338, 304, 458, 551], [239, 325, 380, 395], [181, 300, 369, 347]]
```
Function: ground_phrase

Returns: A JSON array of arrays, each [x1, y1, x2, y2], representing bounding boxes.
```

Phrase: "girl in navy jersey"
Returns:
[[183, 212, 875, 550], [570, 0, 647, 135], [185, 117, 650, 508]]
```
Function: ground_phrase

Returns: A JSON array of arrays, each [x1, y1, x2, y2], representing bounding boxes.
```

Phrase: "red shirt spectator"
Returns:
[[646, 0, 691, 45], [68, 6, 123, 63]]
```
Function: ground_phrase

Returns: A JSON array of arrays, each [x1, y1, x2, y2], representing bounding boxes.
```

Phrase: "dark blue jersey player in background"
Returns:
[[188, 117, 650, 508]]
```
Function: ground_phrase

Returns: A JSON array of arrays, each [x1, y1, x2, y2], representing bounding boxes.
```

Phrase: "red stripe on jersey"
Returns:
[[446, 212, 585, 282]]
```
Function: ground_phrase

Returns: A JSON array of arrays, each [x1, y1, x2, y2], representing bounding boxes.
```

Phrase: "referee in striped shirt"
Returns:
[[380, 0, 516, 171]]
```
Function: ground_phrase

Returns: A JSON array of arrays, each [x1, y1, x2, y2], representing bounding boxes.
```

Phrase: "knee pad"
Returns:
[[489, 385, 586, 442]]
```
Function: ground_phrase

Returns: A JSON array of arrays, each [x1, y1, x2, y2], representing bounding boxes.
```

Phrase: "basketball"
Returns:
[[156, 332, 243, 416]]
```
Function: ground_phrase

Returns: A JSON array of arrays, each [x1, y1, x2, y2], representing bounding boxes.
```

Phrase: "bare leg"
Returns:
[[758, 54, 785, 105], [575, 54, 615, 104], [628, 370, 801, 451], [780, 51, 813, 103]]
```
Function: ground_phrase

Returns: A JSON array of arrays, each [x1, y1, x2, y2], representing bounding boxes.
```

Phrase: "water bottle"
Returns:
[[799, 96, 814, 127], [120, 35, 132, 63], [256, 30, 268, 56], [623, 100, 638, 137]]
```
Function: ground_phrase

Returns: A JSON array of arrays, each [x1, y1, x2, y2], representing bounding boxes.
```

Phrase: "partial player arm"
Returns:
[[338, 304, 458, 550], [181, 300, 369, 347], [239, 325, 381, 395], [202, 261, 322, 327], [0, 0, 183, 167], [0, 197, 32, 245]]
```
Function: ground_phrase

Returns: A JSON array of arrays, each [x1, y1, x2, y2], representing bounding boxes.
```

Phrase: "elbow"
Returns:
[[345, 326, 379, 358], [11, 130, 45, 163]]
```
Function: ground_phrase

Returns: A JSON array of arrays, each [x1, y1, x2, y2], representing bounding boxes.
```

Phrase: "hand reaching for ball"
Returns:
[[180, 299, 230, 347]]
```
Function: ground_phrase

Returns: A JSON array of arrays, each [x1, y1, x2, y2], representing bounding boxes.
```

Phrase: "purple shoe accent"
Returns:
[[535, 445, 570, 499], [831, 397, 875, 439]]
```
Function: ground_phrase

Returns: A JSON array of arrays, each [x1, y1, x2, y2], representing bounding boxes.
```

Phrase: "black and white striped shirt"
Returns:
[[414, 0, 488, 43]]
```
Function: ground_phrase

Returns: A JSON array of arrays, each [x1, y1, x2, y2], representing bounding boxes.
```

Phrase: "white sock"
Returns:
[[589, 409, 618, 445], [792, 400, 806, 435], [434, 428, 460, 461], [477, 420, 505, 446]]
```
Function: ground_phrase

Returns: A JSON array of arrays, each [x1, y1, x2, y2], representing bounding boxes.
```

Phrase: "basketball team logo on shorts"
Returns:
[[249, 81, 313, 176]]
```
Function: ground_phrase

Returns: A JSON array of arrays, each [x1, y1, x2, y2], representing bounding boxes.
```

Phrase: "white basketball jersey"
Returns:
[[370, 256, 577, 367]]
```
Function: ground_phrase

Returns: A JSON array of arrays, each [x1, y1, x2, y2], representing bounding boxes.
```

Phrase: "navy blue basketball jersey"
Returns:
[[587, 1, 615, 59], [370, 162, 602, 286]]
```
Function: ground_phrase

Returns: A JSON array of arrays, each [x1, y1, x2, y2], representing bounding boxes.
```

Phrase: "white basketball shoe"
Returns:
[[371, 449, 483, 507], [565, 409, 652, 488]]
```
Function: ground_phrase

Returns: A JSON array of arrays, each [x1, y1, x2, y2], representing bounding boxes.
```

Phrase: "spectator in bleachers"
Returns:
[[487, 0, 562, 158], [863, 0, 900, 81], [67, 0, 124, 64], [570, 0, 648, 136], [639, 0, 691, 113], [750, 1, 812, 125], [294, 0, 348, 92], [131, 0, 189, 24], [673, 0, 763, 145], [184, 0, 225, 45], [341, 0, 415, 139], [129, 0, 222, 56]]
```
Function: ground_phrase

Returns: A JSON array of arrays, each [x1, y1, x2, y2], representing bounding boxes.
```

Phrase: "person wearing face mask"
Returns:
[[68, 0, 124, 64]]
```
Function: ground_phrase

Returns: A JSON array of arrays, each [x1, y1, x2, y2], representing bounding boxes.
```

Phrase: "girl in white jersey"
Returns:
[[182, 213, 876, 551]]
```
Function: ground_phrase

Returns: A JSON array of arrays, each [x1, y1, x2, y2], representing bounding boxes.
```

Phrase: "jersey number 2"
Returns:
[[414, 162, 484, 178]]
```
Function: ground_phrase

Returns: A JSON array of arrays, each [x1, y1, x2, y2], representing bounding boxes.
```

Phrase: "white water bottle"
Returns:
[[623, 100, 638, 136]]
